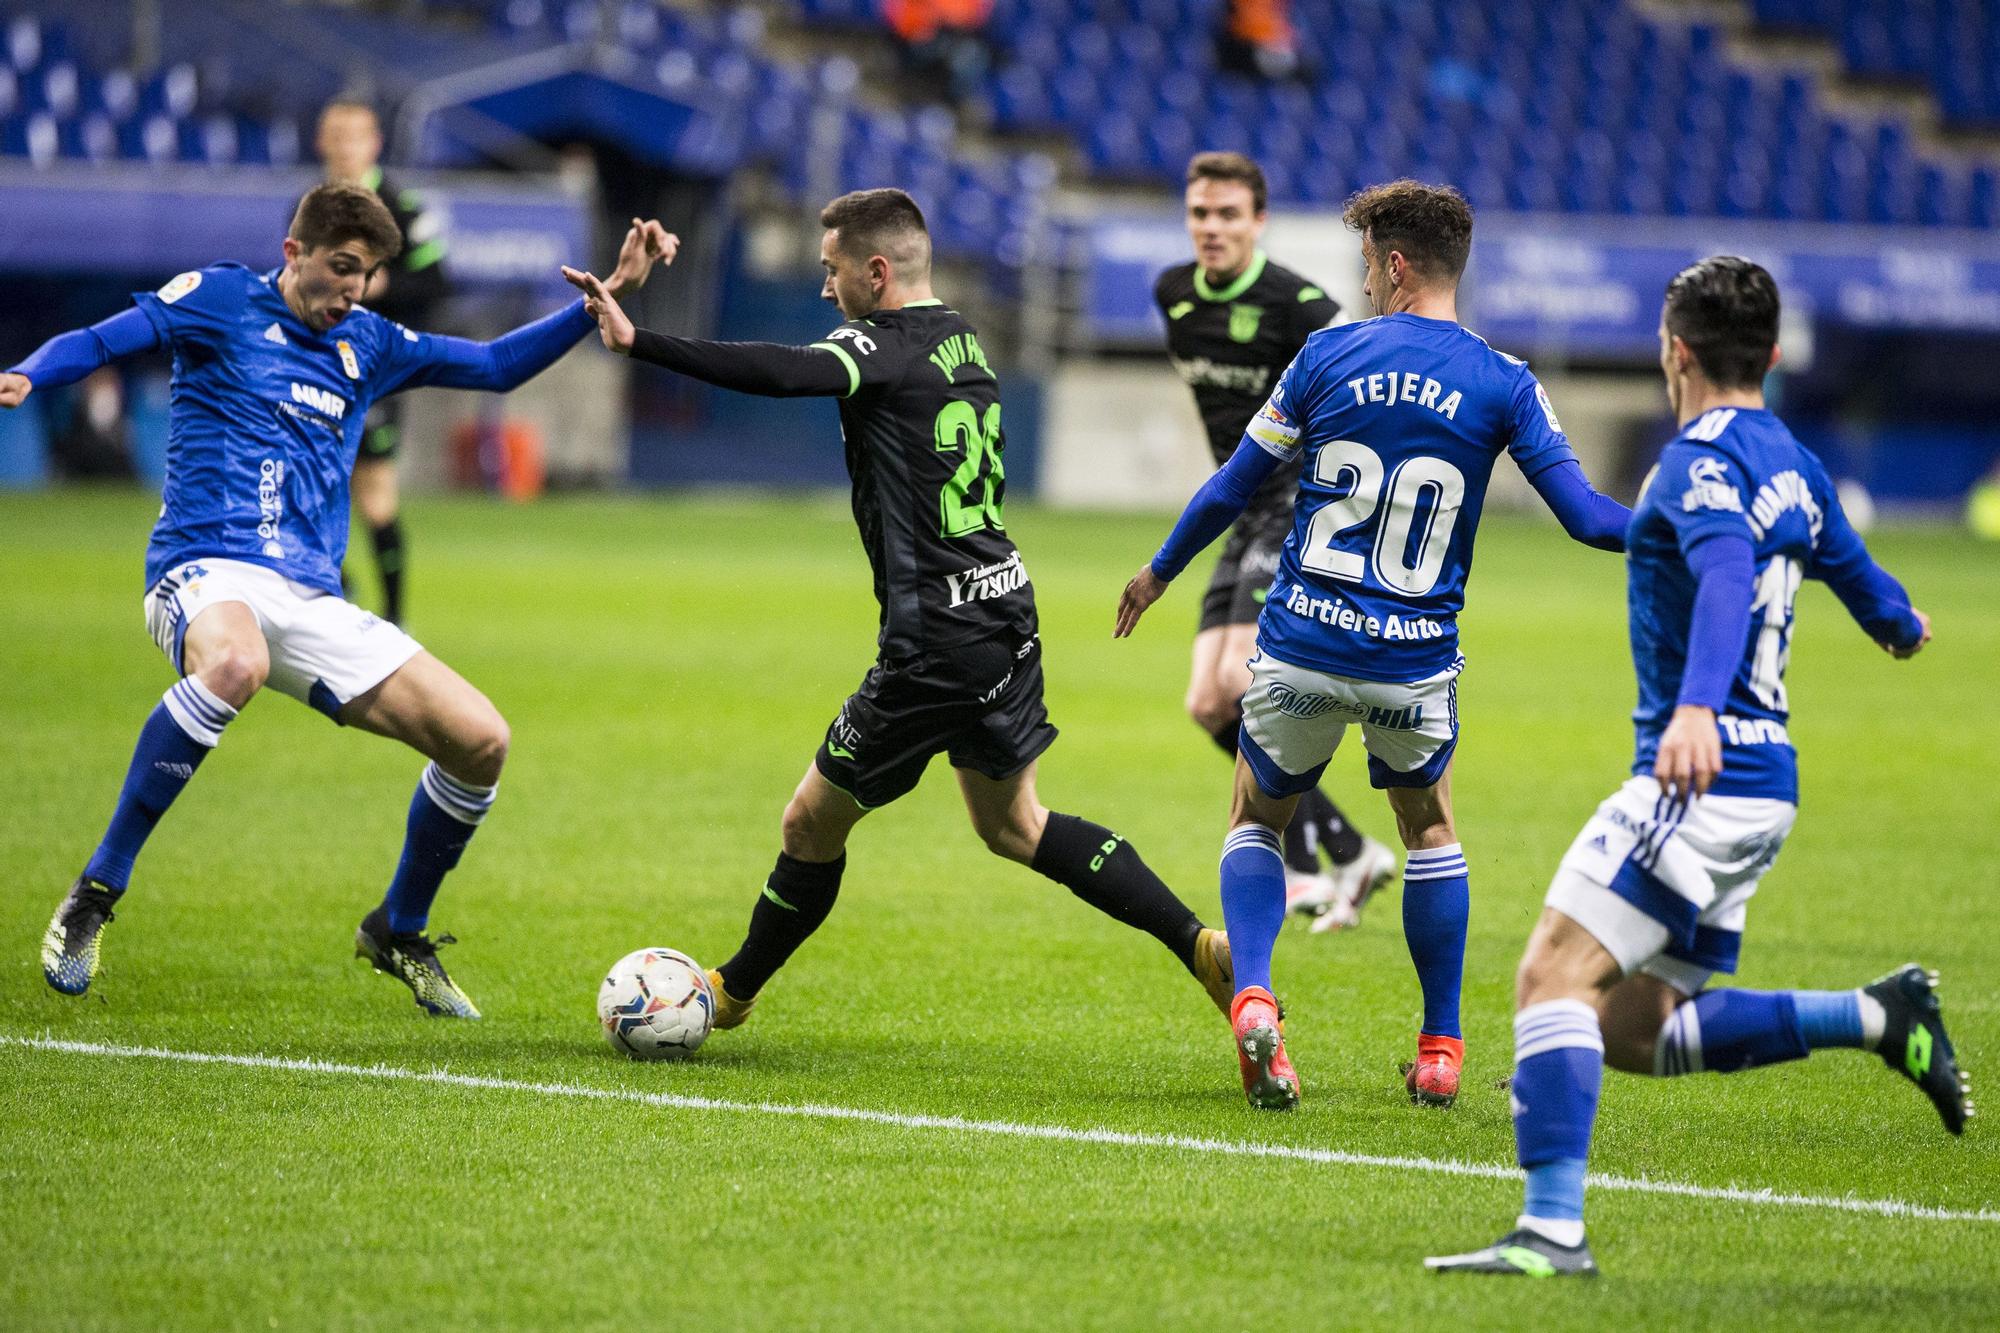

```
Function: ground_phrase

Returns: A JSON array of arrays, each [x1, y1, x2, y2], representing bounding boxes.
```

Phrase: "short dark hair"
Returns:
[[289, 183, 402, 260], [1186, 151, 1267, 214], [318, 97, 378, 125], [1663, 256, 1779, 389], [1341, 180, 1474, 283], [818, 188, 931, 271]]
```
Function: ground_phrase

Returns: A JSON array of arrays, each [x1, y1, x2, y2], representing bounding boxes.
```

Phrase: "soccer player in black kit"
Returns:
[[563, 188, 1235, 1028], [1158, 153, 1397, 928], [317, 99, 453, 625]]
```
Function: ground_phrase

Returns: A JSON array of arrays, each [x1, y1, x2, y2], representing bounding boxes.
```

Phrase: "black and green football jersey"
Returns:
[[1155, 251, 1340, 524], [811, 301, 1035, 659]]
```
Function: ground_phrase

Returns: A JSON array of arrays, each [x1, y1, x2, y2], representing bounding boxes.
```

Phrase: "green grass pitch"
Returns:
[[1, 489, 1995, 1329]]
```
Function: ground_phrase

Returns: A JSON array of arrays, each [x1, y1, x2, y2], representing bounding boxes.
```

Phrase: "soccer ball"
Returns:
[[597, 947, 714, 1060]]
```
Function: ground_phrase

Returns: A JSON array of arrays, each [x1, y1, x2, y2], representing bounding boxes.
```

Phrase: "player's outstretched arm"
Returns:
[[561, 265, 851, 399], [384, 220, 676, 396], [1116, 429, 1284, 637], [1526, 458, 1631, 552], [1808, 485, 1931, 658], [2, 308, 162, 407]]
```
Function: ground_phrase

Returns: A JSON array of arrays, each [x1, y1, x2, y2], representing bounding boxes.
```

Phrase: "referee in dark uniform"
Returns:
[[316, 98, 452, 626]]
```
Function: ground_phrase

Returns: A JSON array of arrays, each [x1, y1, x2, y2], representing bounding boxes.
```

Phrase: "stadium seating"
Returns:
[[6, 0, 1993, 263], [1755, 0, 2000, 129], [799, 0, 2000, 228], [0, 3, 1055, 274]]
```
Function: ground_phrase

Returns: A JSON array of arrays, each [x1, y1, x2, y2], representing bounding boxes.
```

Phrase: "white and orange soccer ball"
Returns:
[[597, 947, 714, 1060]]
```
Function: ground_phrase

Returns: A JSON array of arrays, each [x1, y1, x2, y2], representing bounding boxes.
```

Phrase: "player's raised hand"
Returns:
[[1114, 565, 1170, 638], [561, 266, 636, 354], [0, 372, 30, 409], [605, 218, 679, 297], [1883, 608, 1931, 659], [1654, 704, 1722, 801]]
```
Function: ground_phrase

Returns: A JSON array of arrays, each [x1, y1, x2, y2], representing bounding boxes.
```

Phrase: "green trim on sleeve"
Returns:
[[810, 341, 861, 397], [404, 239, 445, 272]]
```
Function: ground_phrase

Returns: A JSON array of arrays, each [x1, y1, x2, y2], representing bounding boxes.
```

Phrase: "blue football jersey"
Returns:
[[1626, 406, 1885, 802], [133, 263, 470, 595], [1243, 312, 1581, 682]]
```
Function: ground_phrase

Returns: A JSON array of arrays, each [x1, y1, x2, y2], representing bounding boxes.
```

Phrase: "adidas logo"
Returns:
[[153, 761, 195, 780], [1587, 834, 1609, 853], [264, 322, 287, 346]]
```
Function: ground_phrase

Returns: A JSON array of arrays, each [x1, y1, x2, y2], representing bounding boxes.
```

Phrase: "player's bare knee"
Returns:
[[1185, 687, 1235, 735], [1598, 976, 1681, 1073], [973, 808, 1040, 864], [1396, 813, 1455, 850], [781, 794, 840, 860], [463, 711, 510, 784], [194, 644, 268, 707]]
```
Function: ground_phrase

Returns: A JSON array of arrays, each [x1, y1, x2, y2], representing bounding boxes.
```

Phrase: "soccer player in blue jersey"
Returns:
[[2, 184, 672, 1016], [1116, 182, 1631, 1109], [1427, 258, 1969, 1278]]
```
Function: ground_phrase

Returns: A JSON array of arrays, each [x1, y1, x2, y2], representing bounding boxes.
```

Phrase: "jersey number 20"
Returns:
[[936, 399, 1005, 537], [1299, 439, 1466, 596]]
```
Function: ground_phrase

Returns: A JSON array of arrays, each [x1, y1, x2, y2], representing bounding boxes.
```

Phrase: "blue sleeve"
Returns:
[[130, 265, 248, 351], [373, 300, 596, 396], [1806, 471, 1924, 648], [7, 307, 161, 389], [1678, 532, 1756, 711], [1656, 440, 1756, 551], [1149, 433, 1286, 581], [1526, 457, 1630, 552], [1149, 353, 1310, 580], [1504, 368, 1579, 479]]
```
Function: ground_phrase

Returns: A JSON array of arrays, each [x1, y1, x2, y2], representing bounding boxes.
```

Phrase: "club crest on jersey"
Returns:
[[157, 271, 202, 304], [827, 326, 877, 356], [1682, 456, 1743, 514], [1228, 303, 1263, 343], [335, 340, 361, 380]]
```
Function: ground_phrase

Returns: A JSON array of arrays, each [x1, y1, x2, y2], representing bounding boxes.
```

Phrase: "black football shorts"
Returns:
[[815, 628, 1058, 809]]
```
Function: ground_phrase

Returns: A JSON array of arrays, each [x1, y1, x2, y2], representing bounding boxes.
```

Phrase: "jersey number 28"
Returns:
[[1299, 439, 1466, 596]]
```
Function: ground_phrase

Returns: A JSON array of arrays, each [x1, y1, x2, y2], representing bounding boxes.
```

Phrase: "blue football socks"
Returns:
[[1512, 998, 1605, 1242], [381, 763, 497, 934], [1219, 823, 1286, 997], [1655, 987, 1874, 1075], [84, 679, 237, 892], [1402, 843, 1470, 1038]]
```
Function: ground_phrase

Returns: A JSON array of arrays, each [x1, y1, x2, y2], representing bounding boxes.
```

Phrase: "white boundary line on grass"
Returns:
[[7, 1033, 1995, 1225]]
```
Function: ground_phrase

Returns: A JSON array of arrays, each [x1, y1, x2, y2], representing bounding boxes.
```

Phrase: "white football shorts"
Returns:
[[144, 557, 423, 721], [1545, 775, 1798, 995], [1237, 646, 1461, 795]]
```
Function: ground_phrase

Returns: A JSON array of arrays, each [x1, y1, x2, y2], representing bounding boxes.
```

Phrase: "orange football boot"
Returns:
[[1231, 986, 1301, 1110], [1404, 1033, 1464, 1107]]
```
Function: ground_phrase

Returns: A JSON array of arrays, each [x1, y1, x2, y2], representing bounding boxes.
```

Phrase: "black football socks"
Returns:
[[717, 851, 845, 999], [1032, 812, 1204, 972], [369, 518, 406, 625]]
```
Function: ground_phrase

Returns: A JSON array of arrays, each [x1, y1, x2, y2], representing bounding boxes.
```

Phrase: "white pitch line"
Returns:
[[6, 1033, 1994, 1225]]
